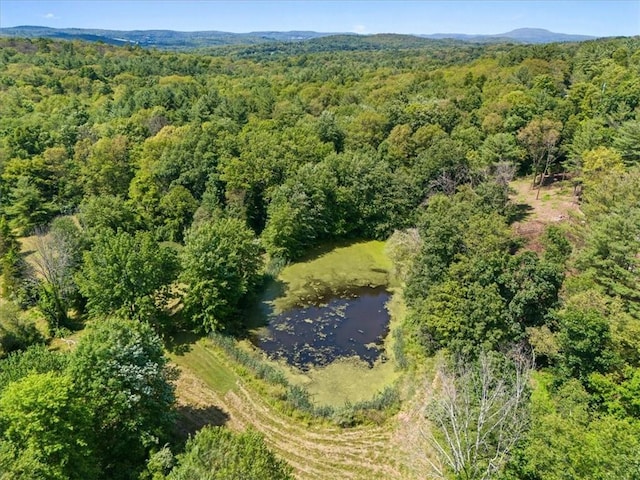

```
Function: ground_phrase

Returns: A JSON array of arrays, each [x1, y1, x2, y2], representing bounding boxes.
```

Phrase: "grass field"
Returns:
[[169, 335, 412, 479]]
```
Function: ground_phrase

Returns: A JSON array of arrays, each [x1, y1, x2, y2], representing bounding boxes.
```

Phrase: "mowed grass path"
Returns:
[[170, 337, 409, 480]]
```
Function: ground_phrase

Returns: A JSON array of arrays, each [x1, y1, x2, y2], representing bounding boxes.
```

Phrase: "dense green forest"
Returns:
[[0, 34, 639, 479]]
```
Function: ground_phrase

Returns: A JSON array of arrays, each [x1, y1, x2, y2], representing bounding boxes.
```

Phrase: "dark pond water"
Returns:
[[252, 286, 391, 371]]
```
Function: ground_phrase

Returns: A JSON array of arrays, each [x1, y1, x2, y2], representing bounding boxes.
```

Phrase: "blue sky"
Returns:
[[1, 1, 638, 37]]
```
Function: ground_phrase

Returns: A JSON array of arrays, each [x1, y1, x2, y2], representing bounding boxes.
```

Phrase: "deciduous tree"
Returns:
[[168, 427, 293, 480], [517, 118, 562, 198], [404, 349, 532, 480], [0, 372, 98, 479], [180, 218, 261, 332], [69, 318, 176, 480], [31, 219, 83, 330], [77, 230, 179, 323]]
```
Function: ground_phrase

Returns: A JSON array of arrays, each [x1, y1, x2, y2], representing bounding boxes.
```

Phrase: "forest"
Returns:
[[0, 33, 639, 479]]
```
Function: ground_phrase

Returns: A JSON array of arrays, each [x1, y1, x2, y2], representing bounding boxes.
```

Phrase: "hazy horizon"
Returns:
[[1, 1, 638, 37]]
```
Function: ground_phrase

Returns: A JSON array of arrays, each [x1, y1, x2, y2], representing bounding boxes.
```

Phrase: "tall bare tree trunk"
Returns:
[[399, 347, 533, 480], [536, 152, 553, 200]]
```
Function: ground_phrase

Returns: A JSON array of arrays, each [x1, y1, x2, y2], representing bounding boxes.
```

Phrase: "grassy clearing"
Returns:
[[170, 334, 409, 480], [510, 177, 579, 224], [168, 335, 237, 395], [18, 234, 38, 256], [273, 240, 393, 312], [509, 178, 581, 253], [19, 234, 45, 279]]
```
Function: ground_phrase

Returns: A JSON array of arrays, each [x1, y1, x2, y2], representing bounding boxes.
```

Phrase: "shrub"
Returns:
[[0, 302, 44, 358]]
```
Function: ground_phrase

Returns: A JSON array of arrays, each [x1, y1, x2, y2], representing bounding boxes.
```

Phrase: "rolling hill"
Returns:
[[0, 25, 597, 50]]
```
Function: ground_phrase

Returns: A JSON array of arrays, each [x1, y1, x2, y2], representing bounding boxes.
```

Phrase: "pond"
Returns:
[[252, 286, 391, 371]]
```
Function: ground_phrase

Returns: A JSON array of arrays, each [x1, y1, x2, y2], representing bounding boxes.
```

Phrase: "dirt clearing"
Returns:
[[510, 177, 582, 251]]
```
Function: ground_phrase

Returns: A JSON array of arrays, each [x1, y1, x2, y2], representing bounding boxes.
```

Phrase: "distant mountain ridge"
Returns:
[[0, 25, 598, 49], [420, 28, 595, 44], [0, 26, 342, 47]]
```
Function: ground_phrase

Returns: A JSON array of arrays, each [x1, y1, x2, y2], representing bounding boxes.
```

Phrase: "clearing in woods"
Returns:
[[170, 337, 410, 480], [167, 182, 581, 479], [509, 177, 581, 251], [169, 240, 410, 479]]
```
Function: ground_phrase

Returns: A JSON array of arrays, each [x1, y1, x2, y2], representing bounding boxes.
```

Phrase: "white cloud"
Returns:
[[43, 13, 58, 19], [353, 24, 367, 34]]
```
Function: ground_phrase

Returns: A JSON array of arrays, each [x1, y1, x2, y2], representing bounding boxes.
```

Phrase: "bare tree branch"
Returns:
[[30, 225, 80, 329], [401, 347, 533, 480]]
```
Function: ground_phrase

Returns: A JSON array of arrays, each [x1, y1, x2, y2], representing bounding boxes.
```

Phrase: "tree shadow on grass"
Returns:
[[296, 238, 372, 263], [165, 330, 201, 356], [509, 202, 534, 223], [240, 277, 286, 333], [173, 404, 230, 442]]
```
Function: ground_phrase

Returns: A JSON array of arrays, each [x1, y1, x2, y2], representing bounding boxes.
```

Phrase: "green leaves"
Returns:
[[158, 185, 198, 242], [0, 320, 176, 480], [0, 372, 98, 479], [406, 186, 564, 356], [69, 318, 176, 479], [513, 375, 640, 480], [415, 279, 510, 355], [478, 133, 526, 169], [79, 135, 132, 197], [556, 307, 619, 380], [614, 120, 640, 165], [562, 174, 634, 300], [77, 230, 179, 323], [0, 345, 68, 392], [180, 218, 261, 332], [168, 427, 293, 480], [262, 162, 336, 260]]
